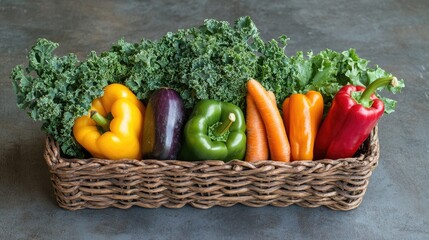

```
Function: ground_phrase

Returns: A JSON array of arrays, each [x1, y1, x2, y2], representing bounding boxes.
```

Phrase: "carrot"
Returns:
[[246, 79, 291, 162], [267, 91, 276, 105], [245, 94, 269, 162], [245, 90, 278, 162]]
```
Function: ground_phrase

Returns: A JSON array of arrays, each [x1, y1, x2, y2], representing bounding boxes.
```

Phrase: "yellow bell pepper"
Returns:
[[73, 83, 145, 160], [282, 91, 324, 161]]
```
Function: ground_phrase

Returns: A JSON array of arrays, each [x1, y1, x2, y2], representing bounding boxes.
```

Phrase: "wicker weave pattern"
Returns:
[[44, 127, 379, 211]]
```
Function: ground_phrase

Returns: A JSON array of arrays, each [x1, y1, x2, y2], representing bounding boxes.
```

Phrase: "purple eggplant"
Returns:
[[142, 88, 185, 160]]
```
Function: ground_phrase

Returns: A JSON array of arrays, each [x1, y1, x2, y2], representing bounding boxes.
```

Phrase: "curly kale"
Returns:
[[11, 39, 126, 157], [124, 17, 260, 110]]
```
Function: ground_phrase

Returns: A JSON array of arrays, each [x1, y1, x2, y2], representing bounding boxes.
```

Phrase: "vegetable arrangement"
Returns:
[[11, 16, 404, 161]]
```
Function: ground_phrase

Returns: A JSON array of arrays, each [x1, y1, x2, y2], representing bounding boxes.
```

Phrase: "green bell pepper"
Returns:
[[179, 100, 246, 161]]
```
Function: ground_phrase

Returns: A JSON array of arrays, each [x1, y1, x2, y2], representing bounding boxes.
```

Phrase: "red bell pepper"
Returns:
[[314, 77, 398, 160]]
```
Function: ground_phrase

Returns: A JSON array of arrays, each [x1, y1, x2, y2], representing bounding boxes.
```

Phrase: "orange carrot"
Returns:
[[246, 79, 291, 162], [245, 90, 278, 162], [267, 91, 276, 105], [245, 94, 269, 162]]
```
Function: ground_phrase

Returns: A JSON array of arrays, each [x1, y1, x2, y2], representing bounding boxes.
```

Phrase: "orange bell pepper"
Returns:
[[282, 91, 324, 161]]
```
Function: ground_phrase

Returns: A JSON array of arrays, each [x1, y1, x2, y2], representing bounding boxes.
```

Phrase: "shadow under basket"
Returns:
[[44, 126, 380, 211]]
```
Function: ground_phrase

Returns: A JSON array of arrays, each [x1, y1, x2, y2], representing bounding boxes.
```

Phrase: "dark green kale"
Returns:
[[124, 16, 260, 110], [11, 39, 126, 157]]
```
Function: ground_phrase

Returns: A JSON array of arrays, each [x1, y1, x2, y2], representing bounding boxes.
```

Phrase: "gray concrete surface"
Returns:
[[1, 0, 428, 239]]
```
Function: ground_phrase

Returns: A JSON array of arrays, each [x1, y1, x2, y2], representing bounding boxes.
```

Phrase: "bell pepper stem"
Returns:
[[358, 76, 398, 108], [90, 110, 111, 132], [214, 113, 236, 137]]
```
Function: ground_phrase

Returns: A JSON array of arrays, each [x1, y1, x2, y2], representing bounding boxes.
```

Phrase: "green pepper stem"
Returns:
[[214, 113, 236, 137], [90, 110, 111, 132], [358, 76, 398, 107]]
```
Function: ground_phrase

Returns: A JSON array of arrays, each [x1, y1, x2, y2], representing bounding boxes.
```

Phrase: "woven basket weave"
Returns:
[[44, 126, 379, 211]]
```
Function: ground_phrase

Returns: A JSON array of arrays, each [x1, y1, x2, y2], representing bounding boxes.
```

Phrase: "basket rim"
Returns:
[[44, 126, 379, 171]]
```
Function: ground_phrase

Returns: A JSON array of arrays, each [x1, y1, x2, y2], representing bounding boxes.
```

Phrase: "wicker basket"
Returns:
[[44, 126, 380, 211]]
